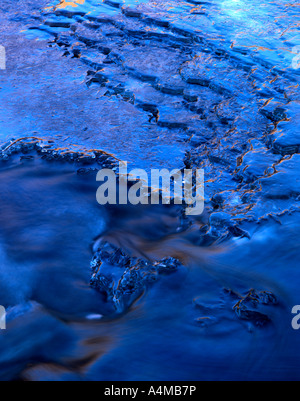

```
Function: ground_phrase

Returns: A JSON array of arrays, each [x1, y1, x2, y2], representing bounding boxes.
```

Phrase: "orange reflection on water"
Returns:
[[55, 0, 85, 10]]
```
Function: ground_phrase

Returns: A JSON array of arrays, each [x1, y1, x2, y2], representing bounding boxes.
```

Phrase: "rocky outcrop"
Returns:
[[90, 241, 184, 313]]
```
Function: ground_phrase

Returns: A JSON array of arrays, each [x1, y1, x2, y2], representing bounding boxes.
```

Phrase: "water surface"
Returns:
[[0, 0, 300, 381]]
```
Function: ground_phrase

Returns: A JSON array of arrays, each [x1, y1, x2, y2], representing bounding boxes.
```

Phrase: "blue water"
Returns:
[[0, 0, 300, 380]]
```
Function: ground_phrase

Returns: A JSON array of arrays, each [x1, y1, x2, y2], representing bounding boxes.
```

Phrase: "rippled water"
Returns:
[[0, 0, 300, 380]]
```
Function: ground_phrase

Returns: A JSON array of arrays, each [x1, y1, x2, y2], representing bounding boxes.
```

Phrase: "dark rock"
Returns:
[[90, 242, 184, 313], [227, 288, 278, 327], [183, 92, 198, 102], [260, 107, 287, 123], [44, 21, 71, 28], [211, 193, 224, 208], [157, 121, 188, 130], [20, 155, 34, 161], [155, 84, 184, 96], [259, 291, 278, 305], [143, 17, 170, 28], [272, 101, 300, 155], [235, 307, 270, 326], [77, 168, 98, 176], [54, 10, 86, 18], [122, 8, 143, 18], [103, 0, 122, 9], [228, 225, 251, 239]]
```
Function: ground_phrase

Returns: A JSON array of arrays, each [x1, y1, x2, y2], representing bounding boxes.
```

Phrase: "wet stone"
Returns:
[[236, 144, 281, 184], [183, 92, 198, 102], [211, 193, 225, 208], [207, 212, 250, 241], [90, 241, 184, 313], [103, 0, 122, 9], [235, 307, 270, 326], [260, 107, 287, 123], [260, 154, 300, 199], [122, 8, 143, 18], [54, 10, 86, 18], [180, 53, 250, 96], [272, 101, 300, 155], [155, 84, 184, 96], [44, 21, 72, 28], [77, 168, 99, 176], [20, 155, 35, 161], [226, 288, 278, 327], [209, 212, 232, 228]]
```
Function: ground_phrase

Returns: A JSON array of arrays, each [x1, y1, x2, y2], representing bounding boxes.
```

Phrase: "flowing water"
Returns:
[[0, 0, 300, 380]]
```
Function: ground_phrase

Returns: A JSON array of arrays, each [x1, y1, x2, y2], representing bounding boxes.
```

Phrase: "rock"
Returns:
[[209, 212, 232, 228], [260, 154, 300, 199], [235, 307, 270, 326], [90, 242, 184, 313], [143, 17, 170, 28], [260, 107, 287, 123], [20, 155, 34, 161], [77, 168, 98, 176], [211, 193, 224, 208], [153, 258, 182, 274], [122, 8, 143, 18], [228, 225, 251, 239], [228, 288, 278, 327], [44, 21, 72, 28], [54, 10, 86, 18], [272, 101, 300, 155], [103, 0, 122, 9], [206, 212, 250, 241], [183, 92, 198, 102], [180, 53, 250, 96], [157, 121, 188, 130], [236, 144, 281, 183], [259, 291, 278, 305], [155, 83, 184, 96]]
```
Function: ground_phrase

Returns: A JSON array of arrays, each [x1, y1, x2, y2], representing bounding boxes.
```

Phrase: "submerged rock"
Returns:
[[228, 288, 278, 327], [235, 307, 270, 326], [90, 241, 184, 313], [206, 212, 250, 242]]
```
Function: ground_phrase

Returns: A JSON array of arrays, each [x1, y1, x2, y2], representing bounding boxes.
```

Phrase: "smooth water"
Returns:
[[0, 0, 300, 380]]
